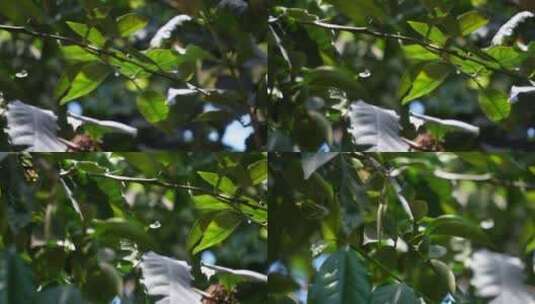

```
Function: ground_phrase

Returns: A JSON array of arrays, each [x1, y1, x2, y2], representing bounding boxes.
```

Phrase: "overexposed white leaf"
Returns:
[[201, 263, 268, 283], [491, 11, 534, 46], [301, 152, 339, 180], [139, 252, 268, 304], [470, 250, 535, 304], [166, 87, 198, 106], [67, 112, 138, 137], [347, 101, 409, 152], [509, 85, 535, 104], [410, 112, 480, 135], [150, 15, 193, 48], [5, 100, 67, 152], [139, 251, 202, 304]]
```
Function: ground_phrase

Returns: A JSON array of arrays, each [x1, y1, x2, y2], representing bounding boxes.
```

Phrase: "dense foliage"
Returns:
[[0, 0, 267, 151], [269, 0, 535, 151], [0, 152, 267, 303], [268, 152, 535, 303]]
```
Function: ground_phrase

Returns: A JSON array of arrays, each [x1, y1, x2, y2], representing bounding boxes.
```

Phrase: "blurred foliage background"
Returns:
[[0, 152, 267, 303], [0, 0, 267, 151], [268, 152, 535, 303], [269, 0, 535, 151]]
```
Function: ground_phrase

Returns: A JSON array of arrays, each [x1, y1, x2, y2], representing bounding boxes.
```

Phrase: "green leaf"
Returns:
[[117, 13, 148, 37], [60, 45, 99, 62], [430, 259, 456, 294], [145, 49, 180, 71], [484, 46, 527, 69], [92, 218, 156, 249], [407, 21, 447, 45], [308, 247, 371, 304], [275, 7, 319, 22], [370, 283, 419, 304], [66, 22, 106, 47], [478, 89, 511, 122], [0, 0, 43, 24], [426, 215, 491, 244], [457, 10, 489, 36], [192, 195, 231, 213], [198, 171, 237, 195], [0, 247, 36, 303], [402, 63, 452, 104], [60, 62, 111, 104], [136, 91, 169, 123], [248, 158, 268, 185], [323, 0, 385, 25], [192, 211, 242, 255], [402, 44, 440, 61]]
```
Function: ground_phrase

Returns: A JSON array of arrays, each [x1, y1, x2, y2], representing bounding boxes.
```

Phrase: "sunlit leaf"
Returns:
[[117, 13, 148, 37], [191, 211, 242, 254], [478, 89, 511, 122], [136, 90, 170, 123], [60, 62, 111, 104], [401, 63, 452, 104], [457, 10, 489, 36]]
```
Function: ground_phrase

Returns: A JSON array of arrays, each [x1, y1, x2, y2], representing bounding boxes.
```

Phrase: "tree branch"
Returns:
[[0, 23, 209, 96], [59, 169, 266, 212], [293, 20, 527, 81]]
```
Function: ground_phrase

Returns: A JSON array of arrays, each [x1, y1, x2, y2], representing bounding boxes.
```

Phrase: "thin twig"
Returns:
[[0, 24, 209, 96], [59, 170, 266, 212], [295, 20, 526, 81]]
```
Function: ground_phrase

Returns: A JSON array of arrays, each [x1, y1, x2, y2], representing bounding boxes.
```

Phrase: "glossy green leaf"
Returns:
[[60, 62, 111, 104], [407, 21, 447, 45], [198, 171, 237, 195], [308, 247, 371, 304], [248, 158, 268, 185], [66, 22, 106, 47], [426, 215, 491, 244], [192, 195, 230, 213], [117, 13, 148, 37], [60, 45, 99, 62], [145, 49, 180, 71], [192, 211, 242, 254], [402, 63, 452, 104], [370, 283, 419, 304], [458, 10, 489, 36], [484, 46, 527, 69], [478, 89, 511, 122], [136, 90, 169, 123], [402, 44, 440, 61]]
